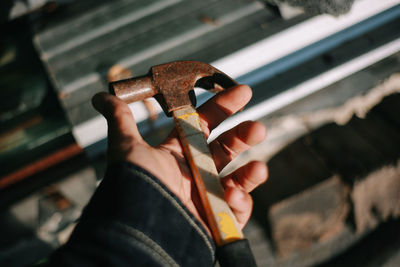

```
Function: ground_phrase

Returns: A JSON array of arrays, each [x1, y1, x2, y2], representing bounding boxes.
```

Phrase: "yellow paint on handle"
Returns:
[[217, 212, 241, 241], [176, 112, 199, 120]]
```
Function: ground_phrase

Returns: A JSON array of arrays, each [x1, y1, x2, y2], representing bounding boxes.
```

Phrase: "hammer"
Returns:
[[109, 61, 257, 267]]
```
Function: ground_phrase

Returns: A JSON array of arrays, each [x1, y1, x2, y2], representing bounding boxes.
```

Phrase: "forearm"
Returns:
[[47, 162, 215, 266]]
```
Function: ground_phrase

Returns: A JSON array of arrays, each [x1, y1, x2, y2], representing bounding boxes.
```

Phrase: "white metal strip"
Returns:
[[212, 0, 400, 77], [208, 38, 400, 141]]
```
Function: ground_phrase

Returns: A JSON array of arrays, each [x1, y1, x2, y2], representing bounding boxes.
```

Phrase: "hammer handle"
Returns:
[[172, 106, 243, 245], [173, 106, 257, 266]]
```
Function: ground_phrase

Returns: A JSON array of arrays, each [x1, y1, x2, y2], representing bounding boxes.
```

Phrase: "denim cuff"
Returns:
[[54, 161, 215, 266]]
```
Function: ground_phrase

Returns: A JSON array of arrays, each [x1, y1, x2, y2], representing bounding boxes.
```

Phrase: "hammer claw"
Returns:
[[194, 72, 237, 92]]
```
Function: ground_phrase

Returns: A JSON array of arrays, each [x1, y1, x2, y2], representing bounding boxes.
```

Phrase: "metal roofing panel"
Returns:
[[34, 0, 272, 125]]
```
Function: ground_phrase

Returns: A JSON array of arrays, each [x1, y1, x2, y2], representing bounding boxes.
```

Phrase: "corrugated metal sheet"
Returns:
[[34, 0, 279, 125], [33, 0, 400, 153]]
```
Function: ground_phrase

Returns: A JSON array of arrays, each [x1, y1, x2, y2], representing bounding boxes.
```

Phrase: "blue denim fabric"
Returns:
[[47, 162, 216, 266]]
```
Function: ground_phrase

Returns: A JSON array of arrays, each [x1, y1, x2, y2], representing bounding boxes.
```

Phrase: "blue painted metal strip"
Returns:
[[237, 4, 400, 86]]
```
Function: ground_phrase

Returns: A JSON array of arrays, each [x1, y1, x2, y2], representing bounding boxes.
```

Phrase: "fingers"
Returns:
[[197, 85, 252, 137], [209, 120, 266, 171], [92, 92, 144, 144], [222, 161, 268, 193], [160, 84, 254, 154], [224, 187, 253, 228], [222, 161, 268, 228]]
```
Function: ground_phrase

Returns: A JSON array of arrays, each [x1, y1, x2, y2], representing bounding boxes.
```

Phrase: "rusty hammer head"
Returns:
[[109, 61, 237, 116]]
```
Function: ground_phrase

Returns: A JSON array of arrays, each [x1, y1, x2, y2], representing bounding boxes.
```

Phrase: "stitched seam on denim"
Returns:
[[110, 222, 179, 267], [129, 168, 215, 258], [73, 221, 174, 266]]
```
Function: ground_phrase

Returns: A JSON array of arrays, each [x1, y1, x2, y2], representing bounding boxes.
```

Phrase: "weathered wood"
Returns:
[[351, 160, 400, 233], [269, 176, 350, 258], [308, 123, 385, 182], [319, 219, 400, 267], [252, 137, 332, 209], [370, 93, 400, 128], [173, 106, 243, 245], [348, 113, 400, 162]]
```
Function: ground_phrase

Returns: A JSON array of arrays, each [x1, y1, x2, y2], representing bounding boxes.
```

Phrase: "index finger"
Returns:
[[197, 84, 252, 137]]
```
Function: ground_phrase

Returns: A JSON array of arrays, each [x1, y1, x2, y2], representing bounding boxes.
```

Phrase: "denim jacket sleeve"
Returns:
[[47, 161, 216, 266]]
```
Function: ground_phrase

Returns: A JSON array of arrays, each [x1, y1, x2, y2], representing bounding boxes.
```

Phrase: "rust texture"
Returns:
[[109, 61, 237, 115]]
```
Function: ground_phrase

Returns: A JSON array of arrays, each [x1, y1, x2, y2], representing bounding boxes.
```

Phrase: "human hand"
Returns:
[[92, 84, 268, 234]]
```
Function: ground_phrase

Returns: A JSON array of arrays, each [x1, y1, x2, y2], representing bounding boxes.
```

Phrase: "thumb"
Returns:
[[92, 92, 144, 144]]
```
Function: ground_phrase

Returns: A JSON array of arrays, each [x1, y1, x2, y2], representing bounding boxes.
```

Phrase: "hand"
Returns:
[[92, 84, 268, 234]]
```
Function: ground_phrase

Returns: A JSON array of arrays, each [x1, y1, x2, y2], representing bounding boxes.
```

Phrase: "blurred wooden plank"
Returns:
[[319, 219, 400, 267], [252, 137, 332, 209], [351, 161, 400, 233], [348, 113, 400, 162], [269, 176, 350, 258], [370, 93, 400, 128], [308, 123, 385, 182]]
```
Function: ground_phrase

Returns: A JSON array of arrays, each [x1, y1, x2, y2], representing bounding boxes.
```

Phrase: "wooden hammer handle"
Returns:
[[172, 106, 244, 246]]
